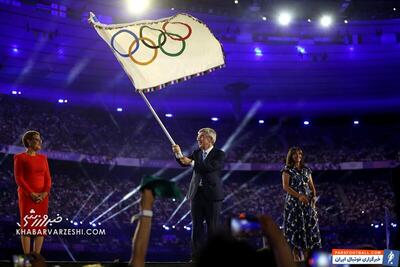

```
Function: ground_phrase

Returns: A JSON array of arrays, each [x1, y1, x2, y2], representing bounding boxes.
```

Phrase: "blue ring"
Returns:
[[110, 29, 139, 57]]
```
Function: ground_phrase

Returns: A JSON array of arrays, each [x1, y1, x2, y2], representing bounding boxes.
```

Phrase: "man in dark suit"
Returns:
[[172, 127, 225, 258]]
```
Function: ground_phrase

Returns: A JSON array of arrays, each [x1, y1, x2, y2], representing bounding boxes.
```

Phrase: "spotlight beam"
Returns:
[[221, 187, 264, 214], [82, 190, 115, 222], [174, 210, 191, 226], [222, 101, 261, 152], [71, 192, 94, 222], [164, 197, 188, 225], [222, 146, 256, 182], [90, 185, 141, 224], [100, 198, 141, 224], [223, 172, 263, 203]]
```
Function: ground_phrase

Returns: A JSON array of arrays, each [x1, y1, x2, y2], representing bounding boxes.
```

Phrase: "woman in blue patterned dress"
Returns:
[[282, 147, 321, 261]]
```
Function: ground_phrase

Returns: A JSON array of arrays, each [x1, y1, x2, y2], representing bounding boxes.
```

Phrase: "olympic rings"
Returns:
[[139, 26, 167, 49], [158, 32, 185, 57], [110, 20, 193, 65], [162, 21, 192, 41], [111, 29, 139, 57], [128, 37, 158, 66]]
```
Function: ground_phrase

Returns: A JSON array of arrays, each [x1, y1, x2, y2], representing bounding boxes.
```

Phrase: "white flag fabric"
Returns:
[[89, 13, 225, 92]]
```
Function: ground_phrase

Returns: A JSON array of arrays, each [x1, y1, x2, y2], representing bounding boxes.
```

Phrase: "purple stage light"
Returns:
[[12, 47, 19, 53]]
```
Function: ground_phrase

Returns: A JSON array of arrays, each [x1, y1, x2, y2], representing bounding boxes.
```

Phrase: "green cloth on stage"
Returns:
[[140, 175, 183, 200]]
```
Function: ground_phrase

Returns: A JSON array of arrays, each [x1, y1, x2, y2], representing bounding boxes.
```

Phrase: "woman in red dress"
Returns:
[[14, 130, 52, 255]]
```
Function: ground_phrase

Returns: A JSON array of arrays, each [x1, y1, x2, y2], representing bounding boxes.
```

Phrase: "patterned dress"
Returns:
[[282, 165, 321, 250]]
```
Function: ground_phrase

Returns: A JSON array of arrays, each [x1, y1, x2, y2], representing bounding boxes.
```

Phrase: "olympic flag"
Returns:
[[88, 13, 225, 92]]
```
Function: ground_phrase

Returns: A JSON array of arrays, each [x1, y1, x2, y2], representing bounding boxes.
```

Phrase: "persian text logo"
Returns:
[[16, 209, 62, 228], [332, 249, 384, 265], [15, 209, 106, 236]]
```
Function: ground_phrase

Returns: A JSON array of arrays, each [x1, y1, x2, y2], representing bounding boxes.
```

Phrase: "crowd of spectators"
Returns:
[[1, 95, 399, 164], [0, 157, 396, 260]]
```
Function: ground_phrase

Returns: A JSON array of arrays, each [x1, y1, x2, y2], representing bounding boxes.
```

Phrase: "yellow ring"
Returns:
[[128, 37, 158, 66]]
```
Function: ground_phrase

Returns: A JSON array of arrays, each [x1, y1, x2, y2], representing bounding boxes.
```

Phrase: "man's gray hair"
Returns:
[[198, 128, 217, 144]]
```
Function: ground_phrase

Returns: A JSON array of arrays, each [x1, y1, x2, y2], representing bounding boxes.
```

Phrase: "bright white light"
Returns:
[[320, 15, 333, 27], [374, 224, 379, 228], [58, 99, 64, 103], [98, 222, 101, 225], [258, 120, 265, 124], [162, 225, 170, 230], [307, 18, 311, 23], [278, 12, 292, 26], [171, 7, 174, 11], [11, 90, 17, 95], [262, 16, 267, 21], [73, 222, 78, 226], [18, 91, 22, 95], [370, 224, 374, 227], [344, 19, 348, 24], [172, 198, 176, 202], [394, 8, 396, 11], [117, 108, 123, 112], [64, 99, 68, 103], [80, 221, 83, 224], [254, 47, 263, 56], [317, 253, 330, 267], [165, 113, 173, 118], [172, 225, 176, 229], [353, 120, 359, 125], [211, 117, 219, 122], [127, 0, 150, 15], [296, 46, 306, 54], [303, 120, 310, 125], [234, 0, 239, 4], [92, 223, 97, 227]]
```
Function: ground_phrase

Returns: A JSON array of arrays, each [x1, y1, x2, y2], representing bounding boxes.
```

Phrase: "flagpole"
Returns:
[[138, 90, 176, 145]]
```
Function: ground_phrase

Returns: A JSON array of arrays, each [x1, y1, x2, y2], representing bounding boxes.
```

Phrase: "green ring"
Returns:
[[158, 32, 186, 57]]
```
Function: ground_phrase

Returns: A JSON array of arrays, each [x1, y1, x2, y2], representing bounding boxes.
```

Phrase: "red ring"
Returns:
[[162, 21, 192, 41]]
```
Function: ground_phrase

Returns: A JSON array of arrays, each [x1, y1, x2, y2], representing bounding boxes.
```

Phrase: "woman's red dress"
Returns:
[[14, 152, 52, 234]]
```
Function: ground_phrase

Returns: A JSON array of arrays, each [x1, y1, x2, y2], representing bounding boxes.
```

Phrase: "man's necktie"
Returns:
[[202, 151, 207, 161]]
